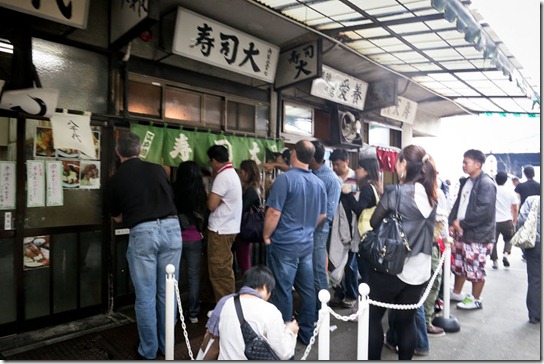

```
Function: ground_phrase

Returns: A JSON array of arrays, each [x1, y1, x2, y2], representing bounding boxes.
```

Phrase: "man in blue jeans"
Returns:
[[309, 140, 341, 321], [107, 132, 182, 360], [263, 140, 327, 345]]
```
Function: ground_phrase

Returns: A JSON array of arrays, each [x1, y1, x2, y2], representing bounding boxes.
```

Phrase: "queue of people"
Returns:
[[107, 131, 539, 360]]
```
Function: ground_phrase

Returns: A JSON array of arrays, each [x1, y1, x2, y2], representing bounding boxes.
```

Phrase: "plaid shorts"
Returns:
[[451, 234, 494, 282]]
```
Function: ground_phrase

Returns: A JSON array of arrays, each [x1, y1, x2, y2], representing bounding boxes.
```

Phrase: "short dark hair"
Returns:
[[117, 132, 141, 158], [294, 140, 315, 164], [495, 171, 508, 185], [463, 149, 486, 165], [311, 140, 326, 164], [329, 148, 348, 162], [242, 265, 276, 293], [207, 145, 229, 163], [523, 165, 535, 179]]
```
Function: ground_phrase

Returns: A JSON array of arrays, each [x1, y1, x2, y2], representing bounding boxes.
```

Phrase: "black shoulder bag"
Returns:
[[358, 185, 411, 275], [233, 295, 280, 360]]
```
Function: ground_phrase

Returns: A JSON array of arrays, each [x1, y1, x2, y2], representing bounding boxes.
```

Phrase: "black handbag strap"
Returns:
[[234, 295, 257, 343], [393, 185, 401, 217]]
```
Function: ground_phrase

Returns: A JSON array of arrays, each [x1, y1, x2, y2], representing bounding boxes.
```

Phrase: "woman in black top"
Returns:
[[234, 160, 262, 274], [342, 158, 382, 284], [172, 161, 208, 323]]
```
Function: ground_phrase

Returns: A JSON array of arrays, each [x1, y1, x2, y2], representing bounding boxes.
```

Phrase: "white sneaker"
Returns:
[[456, 294, 483, 310], [450, 289, 465, 302]]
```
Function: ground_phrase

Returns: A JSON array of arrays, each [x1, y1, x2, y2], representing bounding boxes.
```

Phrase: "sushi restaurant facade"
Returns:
[[0, 1, 285, 335]]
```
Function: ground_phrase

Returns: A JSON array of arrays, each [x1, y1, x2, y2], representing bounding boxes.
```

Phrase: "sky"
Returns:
[[413, 0, 541, 183]]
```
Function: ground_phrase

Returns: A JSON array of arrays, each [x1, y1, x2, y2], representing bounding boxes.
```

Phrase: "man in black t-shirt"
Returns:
[[515, 165, 540, 207], [107, 132, 182, 360]]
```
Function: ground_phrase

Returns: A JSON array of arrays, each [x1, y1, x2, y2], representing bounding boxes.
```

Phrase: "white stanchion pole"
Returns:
[[317, 289, 330, 360], [165, 264, 176, 361], [357, 283, 370, 360], [432, 237, 460, 332], [442, 238, 452, 318]]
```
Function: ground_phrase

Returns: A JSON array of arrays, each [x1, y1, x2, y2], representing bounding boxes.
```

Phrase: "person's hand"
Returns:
[[341, 184, 352, 194], [285, 319, 299, 334], [264, 237, 271, 245]]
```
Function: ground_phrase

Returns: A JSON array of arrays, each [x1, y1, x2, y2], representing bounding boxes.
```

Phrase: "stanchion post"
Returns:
[[432, 237, 460, 332], [317, 289, 330, 360], [165, 264, 176, 360], [357, 283, 370, 360]]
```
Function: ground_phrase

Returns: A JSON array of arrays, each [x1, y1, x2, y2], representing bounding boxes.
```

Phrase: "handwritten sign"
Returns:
[[172, 7, 279, 83], [46, 161, 63, 206], [380, 96, 418, 124], [311, 65, 368, 110], [275, 41, 321, 90], [27, 160, 45, 207], [50, 112, 95, 157], [0, 161, 16, 210]]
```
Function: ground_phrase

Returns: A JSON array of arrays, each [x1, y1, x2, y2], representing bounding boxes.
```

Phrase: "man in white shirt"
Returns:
[[491, 171, 518, 269], [207, 145, 243, 302]]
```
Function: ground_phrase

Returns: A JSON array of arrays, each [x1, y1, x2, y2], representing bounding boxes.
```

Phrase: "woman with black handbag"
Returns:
[[342, 157, 382, 284], [366, 145, 438, 360], [234, 160, 263, 274]]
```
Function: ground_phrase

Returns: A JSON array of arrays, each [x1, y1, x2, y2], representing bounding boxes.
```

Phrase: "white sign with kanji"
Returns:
[[50, 112, 95, 157], [172, 7, 279, 83]]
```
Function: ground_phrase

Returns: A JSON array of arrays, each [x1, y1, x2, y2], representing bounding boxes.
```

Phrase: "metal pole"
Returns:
[[357, 283, 370, 360], [165, 264, 176, 360], [442, 238, 452, 318], [317, 289, 330, 360]]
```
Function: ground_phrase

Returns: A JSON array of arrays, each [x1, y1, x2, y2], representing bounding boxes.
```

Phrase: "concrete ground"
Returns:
[[0, 244, 540, 360], [295, 246, 541, 360]]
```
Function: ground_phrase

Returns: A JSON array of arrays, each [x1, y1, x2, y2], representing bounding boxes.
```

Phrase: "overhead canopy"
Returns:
[[255, 0, 540, 115]]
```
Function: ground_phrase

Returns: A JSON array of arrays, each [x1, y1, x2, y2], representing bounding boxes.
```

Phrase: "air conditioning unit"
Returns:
[[329, 104, 363, 148]]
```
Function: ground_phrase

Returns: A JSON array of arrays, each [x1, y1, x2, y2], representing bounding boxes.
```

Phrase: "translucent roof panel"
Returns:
[[257, 0, 539, 114]]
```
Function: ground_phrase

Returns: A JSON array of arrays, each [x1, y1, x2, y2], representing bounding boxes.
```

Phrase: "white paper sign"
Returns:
[[0, 161, 16, 210], [172, 7, 279, 83], [46, 161, 63, 206], [0, 88, 59, 118], [380, 96, 418, 124], [27, 160, 45, 208], [50, 112, 95, 157], [311, 65, 368, 110], [0, 0, 90, 29]]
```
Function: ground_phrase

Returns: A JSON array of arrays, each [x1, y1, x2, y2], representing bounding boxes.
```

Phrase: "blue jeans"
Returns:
[[313, 228, 329, 319], [267, 245, 316, 344], [334, 250, 358, 300], [127, 218, 182, 359], [181, 240, 202, 319], [415, 305, 429, 352]]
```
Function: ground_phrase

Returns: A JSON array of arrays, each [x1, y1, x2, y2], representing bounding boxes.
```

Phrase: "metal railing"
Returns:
[[164, 240, 451, 360]]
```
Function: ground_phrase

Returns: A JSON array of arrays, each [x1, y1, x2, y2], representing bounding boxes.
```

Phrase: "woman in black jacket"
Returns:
[[367, 145, 438, 360]]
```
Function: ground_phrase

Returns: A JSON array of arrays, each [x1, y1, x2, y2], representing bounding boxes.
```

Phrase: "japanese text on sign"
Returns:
[[380, 96, 418, 124], [275, 41, 320, 89], [0, 161, 16, 210], [310, 65, 368, 110], [172, 7, 279, 83]]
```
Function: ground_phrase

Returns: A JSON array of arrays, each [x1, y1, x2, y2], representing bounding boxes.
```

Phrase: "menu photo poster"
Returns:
[[23, 235, 50, 270], [61, 160, 80, 189], [46, 160, 63, 206], [27, 160, 45, 207], [34, 126, 55, 158], [79, 161, 100, 189]]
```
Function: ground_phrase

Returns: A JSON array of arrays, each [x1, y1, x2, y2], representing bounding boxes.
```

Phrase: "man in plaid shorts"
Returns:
[[448, 149, 497, 310]]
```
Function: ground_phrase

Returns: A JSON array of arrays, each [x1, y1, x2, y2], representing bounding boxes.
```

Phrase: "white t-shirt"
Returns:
[[495, 184, 518, 222], [218, 296, 297, 360], [208, 168, 243, 234], [457, 178, 474, 221]]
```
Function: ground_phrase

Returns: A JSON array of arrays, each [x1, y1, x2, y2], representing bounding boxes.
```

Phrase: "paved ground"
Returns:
[[0, 245, 540, 361], [295, 246, 541, 361]]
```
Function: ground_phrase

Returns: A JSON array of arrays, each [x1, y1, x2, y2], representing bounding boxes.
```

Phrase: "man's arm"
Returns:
[[316, 213, 326, 228], [208, 192, 222, 212], [511, 203, 519, 226], [263, 207, 281, 245]]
